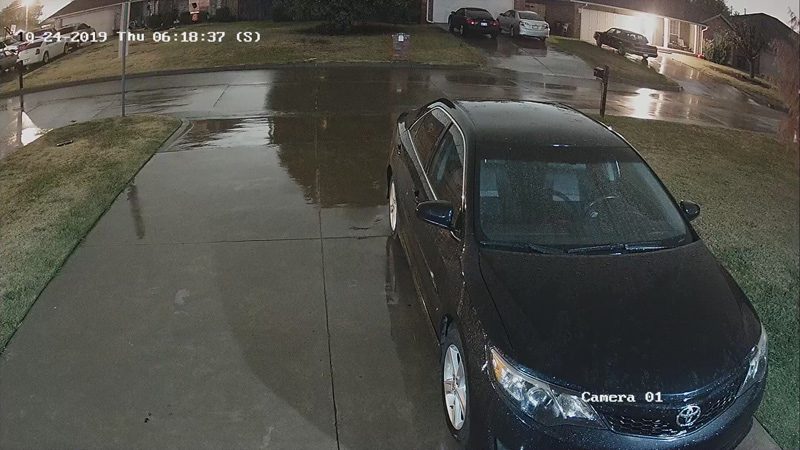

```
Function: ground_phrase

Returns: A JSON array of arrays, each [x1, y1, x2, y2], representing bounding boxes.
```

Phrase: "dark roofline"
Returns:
[[45, 0, 144, 22]]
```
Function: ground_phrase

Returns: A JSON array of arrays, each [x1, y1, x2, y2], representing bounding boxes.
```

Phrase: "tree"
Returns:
[[731, 21, 769, 79], [774, 9, 799, 149], [0, 0, 44, 33]]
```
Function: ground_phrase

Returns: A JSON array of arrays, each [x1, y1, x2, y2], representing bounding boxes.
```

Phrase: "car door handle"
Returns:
[[413, 189, 422, 203]]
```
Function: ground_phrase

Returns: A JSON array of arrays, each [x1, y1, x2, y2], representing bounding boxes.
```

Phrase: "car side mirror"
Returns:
[[416, 200, 454, 230], [680, 200, 700, 221]]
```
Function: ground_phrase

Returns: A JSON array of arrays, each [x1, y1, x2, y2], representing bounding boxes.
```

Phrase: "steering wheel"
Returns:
[[584, 195, 620, 219], [545, 188, 572, 203]]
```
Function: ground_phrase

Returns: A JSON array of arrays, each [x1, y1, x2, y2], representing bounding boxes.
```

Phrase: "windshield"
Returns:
[[518, 11, 541, 20], [476, 146, 690, 252]]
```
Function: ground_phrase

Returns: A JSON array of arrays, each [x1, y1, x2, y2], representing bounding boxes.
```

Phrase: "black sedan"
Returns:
[[448, 8, 500, 39], [595, 28, 658, 62], [385, 99, 767, 449]]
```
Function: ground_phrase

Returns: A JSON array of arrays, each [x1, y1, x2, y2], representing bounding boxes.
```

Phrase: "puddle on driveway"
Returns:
[[0, 109, 48, 160]]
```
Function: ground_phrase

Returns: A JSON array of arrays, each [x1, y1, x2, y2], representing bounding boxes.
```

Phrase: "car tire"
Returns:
[[617, 46, 626, 56], [42, 52, 50, 64], [642, 56, 649, 65], [596, 39, 602, 47], [389, 178, 399, 235], [441, 323, 471, 442], [459, 25, 466, 37], [448, 20, 454, 33]]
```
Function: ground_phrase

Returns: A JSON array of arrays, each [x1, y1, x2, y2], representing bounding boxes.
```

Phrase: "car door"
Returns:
[[413, 118, 466, 320], [399, 108, 450, 309]]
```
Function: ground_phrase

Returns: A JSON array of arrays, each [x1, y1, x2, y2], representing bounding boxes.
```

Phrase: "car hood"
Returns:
[[478, 240, 759, 394]]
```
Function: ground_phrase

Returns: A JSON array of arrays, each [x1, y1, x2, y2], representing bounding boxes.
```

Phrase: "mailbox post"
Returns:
[[594, 65, 609, 118], [16, 60, 24, 110]]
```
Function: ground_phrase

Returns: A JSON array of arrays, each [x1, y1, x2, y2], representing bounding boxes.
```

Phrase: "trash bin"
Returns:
[[392, 33, 411, 61]]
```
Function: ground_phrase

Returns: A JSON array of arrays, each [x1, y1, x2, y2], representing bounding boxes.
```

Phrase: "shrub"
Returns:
[[179, 11, 192, 24], [286, 0, 419, 33], [212, 6, 234, 22], [146, 14, 163, 29], [704, 32, 733, 65], [162, 9, 179, 27]]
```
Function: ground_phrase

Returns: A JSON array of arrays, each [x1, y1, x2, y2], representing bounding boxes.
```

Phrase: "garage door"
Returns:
[[431, 0, 513, 23], [579, 8, 659, 44]]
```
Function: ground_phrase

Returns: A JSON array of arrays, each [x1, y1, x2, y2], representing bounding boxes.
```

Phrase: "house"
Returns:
[[422, 0, 707, 54], [704, 13, 798, 79], [44, 0, 150, 34]]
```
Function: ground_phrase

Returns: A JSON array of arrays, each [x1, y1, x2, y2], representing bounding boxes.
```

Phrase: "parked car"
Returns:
[[57, 22, 96, 51], [0, 49, 17, 71], [497, 9, 550, 40], [386, 99, 767, 449], [448, 8, 500, 39], [594, 27, 658, 62], [17, 38, 67, 67]]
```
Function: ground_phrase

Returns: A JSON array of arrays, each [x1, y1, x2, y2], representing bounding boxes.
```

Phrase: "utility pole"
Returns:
[[120, 0, 131, 117]]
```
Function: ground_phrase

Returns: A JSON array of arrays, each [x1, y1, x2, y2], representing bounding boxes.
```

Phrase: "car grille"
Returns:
[[595, 372, 744, 438]]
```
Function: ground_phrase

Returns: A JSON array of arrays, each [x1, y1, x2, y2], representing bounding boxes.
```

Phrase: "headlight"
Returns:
[[490, 347, 604, 428], [738, 324, 768, 396]]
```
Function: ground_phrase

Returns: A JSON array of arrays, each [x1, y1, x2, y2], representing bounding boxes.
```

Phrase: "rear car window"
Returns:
[[466, 10, 493, 19], [518, 12, 541, 20]]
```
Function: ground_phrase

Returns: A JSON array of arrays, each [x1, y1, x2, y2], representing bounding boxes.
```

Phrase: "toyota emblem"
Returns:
[[676, 404, 701, 428]]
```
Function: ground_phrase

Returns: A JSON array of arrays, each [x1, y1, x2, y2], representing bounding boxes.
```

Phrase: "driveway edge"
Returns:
[[0, 62, 481, 100], [0, 117, 189, 354]]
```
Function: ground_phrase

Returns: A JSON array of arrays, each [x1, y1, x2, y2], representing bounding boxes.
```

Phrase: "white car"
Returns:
[[497, 9, 550, 40], [17, 38, 67, 67]]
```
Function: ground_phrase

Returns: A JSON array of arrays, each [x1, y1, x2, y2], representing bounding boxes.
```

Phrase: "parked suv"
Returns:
[[594, 28, 658, 62], [448, 8, 500, 39]]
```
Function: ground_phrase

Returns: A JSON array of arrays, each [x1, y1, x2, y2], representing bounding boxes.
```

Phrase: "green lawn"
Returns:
[[0, 22, 484, 94], [0, 116, 181, 348], [549, 36, 680, 91], [601, 116, 799, 449], [668, 53, 785, 109]]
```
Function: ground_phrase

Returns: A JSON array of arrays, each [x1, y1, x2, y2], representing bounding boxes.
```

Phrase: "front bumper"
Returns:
[[19, 54, 41, 66], [483, 375, 765, 450]]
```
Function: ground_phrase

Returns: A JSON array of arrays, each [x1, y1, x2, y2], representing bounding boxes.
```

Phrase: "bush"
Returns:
[[287, 0, 419, 33], [162, 9, 179, 27], [146, 14, 163, 29], [179, 11, 192, 24], [704, 32, 733, 65], [272, 0, 293, 22], [211, 6, 234, 22]]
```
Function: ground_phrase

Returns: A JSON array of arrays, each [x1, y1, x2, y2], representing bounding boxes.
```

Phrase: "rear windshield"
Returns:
[[466, 9, 493, 19], [518, 11, 541, 20], [20, 41, 42, 50]]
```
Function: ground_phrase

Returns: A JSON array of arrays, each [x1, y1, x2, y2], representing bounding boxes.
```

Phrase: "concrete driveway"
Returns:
[[0, 67, 783, 449]]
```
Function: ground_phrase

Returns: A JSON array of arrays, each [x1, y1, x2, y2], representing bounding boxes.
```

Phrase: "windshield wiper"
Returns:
[[485, 241, 564, 255], [566, 241, 670, 255]]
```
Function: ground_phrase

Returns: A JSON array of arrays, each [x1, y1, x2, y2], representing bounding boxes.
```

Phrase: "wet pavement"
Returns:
[[0, 113, 457, 449], [0, 94, 781, 448], [0, 61, 787, 159]]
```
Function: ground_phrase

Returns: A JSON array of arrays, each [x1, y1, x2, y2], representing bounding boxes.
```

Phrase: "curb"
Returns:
[[0, 62, 482, 100]]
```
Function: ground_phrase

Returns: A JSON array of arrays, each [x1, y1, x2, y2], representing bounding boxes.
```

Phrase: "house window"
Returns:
[[669, 19, 680, 38]]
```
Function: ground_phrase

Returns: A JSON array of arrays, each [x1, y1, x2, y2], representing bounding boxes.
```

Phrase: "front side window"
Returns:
[[476, 146, 690, 252], [428, 125, 465, 209], [409, 109, 448, 165]]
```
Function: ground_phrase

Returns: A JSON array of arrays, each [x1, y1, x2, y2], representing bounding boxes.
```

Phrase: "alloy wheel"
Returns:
[[389, 181, 398, 232], [443, 344, 467, 430]]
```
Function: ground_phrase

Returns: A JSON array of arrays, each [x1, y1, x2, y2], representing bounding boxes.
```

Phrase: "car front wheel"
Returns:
[[442, 324, 470, 441], [389, 179, 398, 234], [42, 51, 50, 64]]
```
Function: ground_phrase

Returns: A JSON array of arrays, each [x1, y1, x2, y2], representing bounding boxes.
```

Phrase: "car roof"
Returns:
[[441, 100, 628, 148]]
